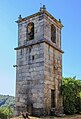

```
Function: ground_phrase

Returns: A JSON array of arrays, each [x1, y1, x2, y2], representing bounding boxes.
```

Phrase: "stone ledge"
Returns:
[[14, 38, 64, 53]]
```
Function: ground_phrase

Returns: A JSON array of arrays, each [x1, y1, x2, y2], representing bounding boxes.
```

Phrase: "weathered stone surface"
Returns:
[[15, 7, 63, 117]]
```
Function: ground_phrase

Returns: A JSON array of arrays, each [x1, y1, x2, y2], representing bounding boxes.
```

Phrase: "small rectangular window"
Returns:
[[32, 55, 34, 60]]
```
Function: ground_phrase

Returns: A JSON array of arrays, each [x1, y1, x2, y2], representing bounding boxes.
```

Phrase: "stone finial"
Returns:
[[18, 14, 22, 20], [40, 5, 46, 11], [43, 5, 46, 10], [59, 19, 61, 23]]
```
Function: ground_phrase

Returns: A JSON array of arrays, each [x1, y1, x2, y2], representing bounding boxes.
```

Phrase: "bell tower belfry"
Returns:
[[15, 5, 64, 116]]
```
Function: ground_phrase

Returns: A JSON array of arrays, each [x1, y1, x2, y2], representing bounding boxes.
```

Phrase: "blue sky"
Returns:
[[0, 0, 81, 96]]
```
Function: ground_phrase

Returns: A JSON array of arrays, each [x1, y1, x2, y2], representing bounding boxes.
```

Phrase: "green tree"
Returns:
[[0, 108, 7, 119], [0, 106, 13, 119], [62, 77, 81, 115], [3, 105, 13, 118]]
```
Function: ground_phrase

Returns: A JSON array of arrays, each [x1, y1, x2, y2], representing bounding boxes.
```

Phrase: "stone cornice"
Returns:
[[14, 38, 64, 53], [16, 10, 63, 28]]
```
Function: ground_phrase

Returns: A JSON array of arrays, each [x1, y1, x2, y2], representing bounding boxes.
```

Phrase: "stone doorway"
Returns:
[[27, 103, 33, 115]]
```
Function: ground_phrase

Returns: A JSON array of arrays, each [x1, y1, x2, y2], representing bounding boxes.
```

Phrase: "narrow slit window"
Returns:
[[32, 55, 34, 60]]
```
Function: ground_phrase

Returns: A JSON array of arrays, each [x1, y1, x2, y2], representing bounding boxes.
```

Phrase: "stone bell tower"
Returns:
[[15, 5, 64, 116]]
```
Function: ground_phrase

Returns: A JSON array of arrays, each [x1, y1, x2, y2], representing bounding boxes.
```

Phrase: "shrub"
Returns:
[[62, 77, 81, 115], [0, 105, 13, 119]]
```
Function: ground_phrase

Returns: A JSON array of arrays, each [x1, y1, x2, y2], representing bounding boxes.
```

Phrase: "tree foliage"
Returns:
[[62, 77, 81, 115], [0, 95, 15, 108], [0, 105, 13, 119]]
